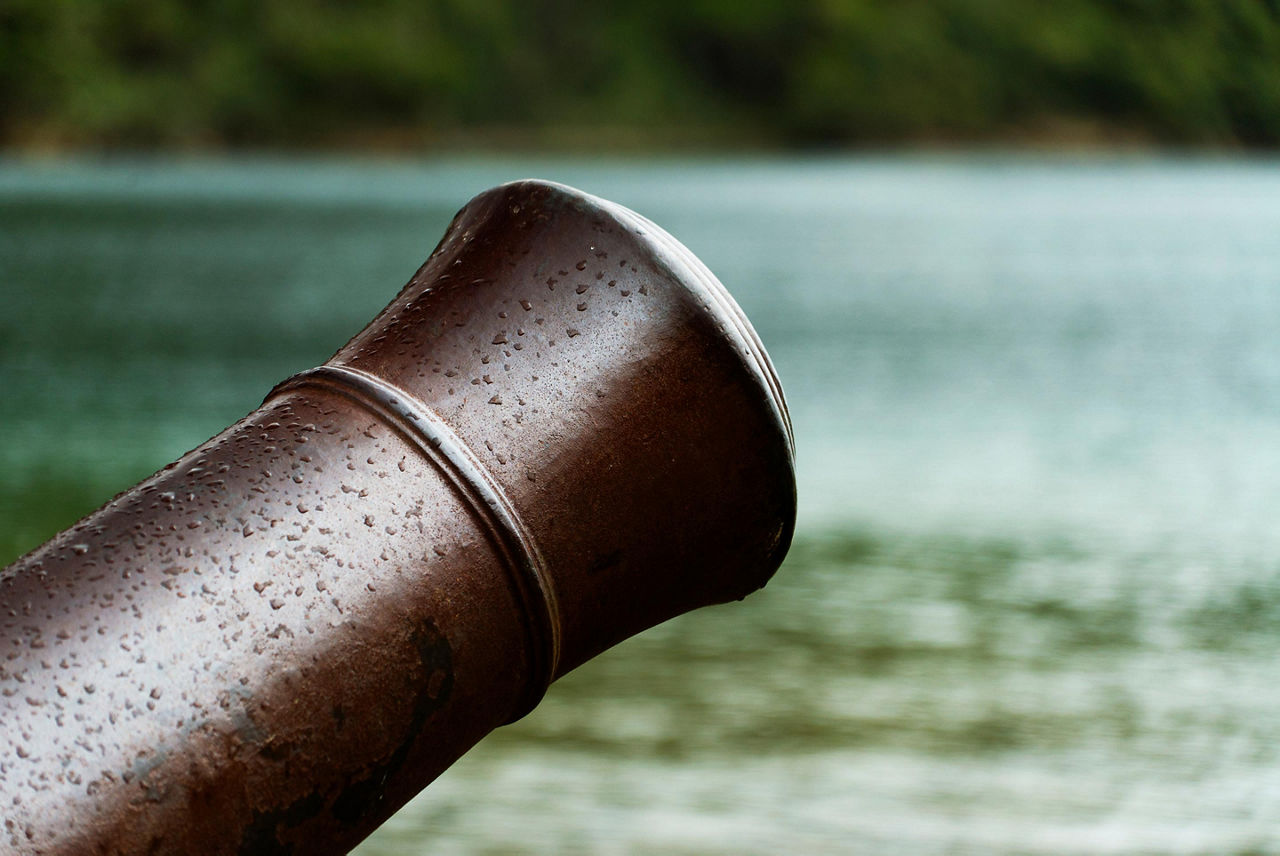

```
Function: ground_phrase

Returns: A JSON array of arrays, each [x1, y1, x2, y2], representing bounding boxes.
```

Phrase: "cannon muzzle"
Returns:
[[0, 180, 795, 855]]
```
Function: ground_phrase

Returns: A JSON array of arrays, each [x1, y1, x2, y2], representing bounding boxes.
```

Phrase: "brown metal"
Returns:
[[0, 180, 796, 855]]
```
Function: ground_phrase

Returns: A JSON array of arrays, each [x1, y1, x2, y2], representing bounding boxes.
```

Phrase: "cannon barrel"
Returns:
[[0, 180, 795, 855]]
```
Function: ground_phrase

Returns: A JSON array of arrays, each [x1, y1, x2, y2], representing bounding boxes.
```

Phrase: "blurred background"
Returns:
[[4, 2, 1280, 854]]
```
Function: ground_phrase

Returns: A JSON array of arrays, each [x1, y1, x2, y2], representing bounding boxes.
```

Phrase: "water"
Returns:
[[4, 155, 1280, 853]]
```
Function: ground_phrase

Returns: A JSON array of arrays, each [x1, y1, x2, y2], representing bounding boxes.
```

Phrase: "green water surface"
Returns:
[[4, 156, 1280, 854]]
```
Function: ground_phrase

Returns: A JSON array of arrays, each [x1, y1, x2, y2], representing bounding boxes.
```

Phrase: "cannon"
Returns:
[[0, 180, 795, 854]]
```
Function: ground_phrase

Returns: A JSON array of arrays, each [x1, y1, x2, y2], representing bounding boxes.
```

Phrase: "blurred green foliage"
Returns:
[[2, 0, 1280, 149]]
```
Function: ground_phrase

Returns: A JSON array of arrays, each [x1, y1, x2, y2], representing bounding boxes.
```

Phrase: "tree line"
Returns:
[[3, 0, 1278, 149]]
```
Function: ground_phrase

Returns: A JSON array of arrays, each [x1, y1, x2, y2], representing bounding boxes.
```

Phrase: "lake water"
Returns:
[[4, 155, 1280, 853]]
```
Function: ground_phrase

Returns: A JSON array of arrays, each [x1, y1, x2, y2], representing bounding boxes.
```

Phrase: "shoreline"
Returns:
[[1, 117, 1265, 160]]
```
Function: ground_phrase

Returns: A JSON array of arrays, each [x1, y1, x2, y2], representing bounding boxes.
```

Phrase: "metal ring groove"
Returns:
[[622, 204, 795, 457], [545, 180, 795, 459], [268, 364, 561, 721]]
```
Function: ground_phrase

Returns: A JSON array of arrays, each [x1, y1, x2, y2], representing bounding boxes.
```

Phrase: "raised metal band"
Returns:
[[268, 364, 561, 721]]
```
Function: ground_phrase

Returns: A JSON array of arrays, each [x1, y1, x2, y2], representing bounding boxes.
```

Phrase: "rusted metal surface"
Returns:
[[0, 180, 796, 855]]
